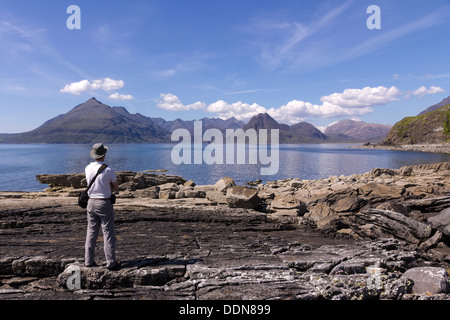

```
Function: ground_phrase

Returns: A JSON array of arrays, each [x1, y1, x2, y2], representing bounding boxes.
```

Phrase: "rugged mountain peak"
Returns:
[[243, 113, 281, 130], [70, 97, 107, 112]]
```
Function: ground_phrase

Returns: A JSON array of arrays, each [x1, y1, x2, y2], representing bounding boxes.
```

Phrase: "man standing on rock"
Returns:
[[84, 143, 121, 271]]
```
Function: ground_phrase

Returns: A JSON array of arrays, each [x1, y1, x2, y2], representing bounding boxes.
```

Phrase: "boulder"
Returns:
[[305, 190, 363, 226], [406, 162, 450, 176], [183, 188, 206, 198], [206, 191, 228, 204], [288, 179, 303, 188], [402, 196, 450, 213], [116, 171, 138, 184], [0, 257, 15, 275], [67, 174, 86, 188], [36, 174, 74, 188], [184, 180, 196, 187], [406, 185, 435, 198], [37, 171, 187, 191], [419, 231, 443, 251], [56, 263, 186, 289], [117, 181, 136, 192], [9, 256, 69, 277], [153, 174, 186, 185], [133, 187, 159, 199], [370, 168, 396, 177], [428, 207, 450, 236], [246, 179, 262, 186], [194, 185, 215, 193], [428, 246, 450, 262], [400, 267, 450, 294], [159, 183, 180, 191], [358, 183, 403, 201], [131, 173, 147, 189], [23, 256, 65, 277], [331, 195, 361, 213], [175, 191, 185, 199], [226, 186, 261, 209], [159, 190, 176, 199], [375, 201, 409, 215], [270, 195, 307, 216], [214, 177, 236, 194], [351, 209, 432, 244], [308, 187, 332, 202], [305, 202, 336, 224]]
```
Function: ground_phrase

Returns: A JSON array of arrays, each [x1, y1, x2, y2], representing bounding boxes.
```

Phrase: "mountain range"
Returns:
[[324, 119, 391, 143], [0, 97, 393, 144]]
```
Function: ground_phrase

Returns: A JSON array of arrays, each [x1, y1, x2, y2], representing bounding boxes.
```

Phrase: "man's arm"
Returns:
[[109, 168, 119, 192], [111, 180, 119, 192]]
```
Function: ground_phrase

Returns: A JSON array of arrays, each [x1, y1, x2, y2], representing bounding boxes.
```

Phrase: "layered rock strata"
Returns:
[[0, 162, 449, 300]]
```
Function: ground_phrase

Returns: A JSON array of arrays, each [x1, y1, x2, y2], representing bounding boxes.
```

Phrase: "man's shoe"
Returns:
[[85, 262, 98, 267], [107, 260, 121, 271]]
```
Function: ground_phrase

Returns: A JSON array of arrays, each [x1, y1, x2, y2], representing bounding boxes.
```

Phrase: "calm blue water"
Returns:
[[0, 143, 449, 191]]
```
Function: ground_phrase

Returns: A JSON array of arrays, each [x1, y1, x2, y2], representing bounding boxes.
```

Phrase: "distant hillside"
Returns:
[[155, 117, 245, 136], [325, 119, 392, 143], [418, 95, 450, 116], [381, 104, 450, 145], [243, 113, 328, 143], [0, 97, 392, 144], [0, 98, 168, 143]]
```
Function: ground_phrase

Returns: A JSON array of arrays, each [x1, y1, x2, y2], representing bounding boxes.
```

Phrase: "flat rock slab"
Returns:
[[0, 196, 449, 300]]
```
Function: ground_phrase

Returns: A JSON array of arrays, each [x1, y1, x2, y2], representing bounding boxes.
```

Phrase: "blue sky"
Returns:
[[1, 0, 450, 133]]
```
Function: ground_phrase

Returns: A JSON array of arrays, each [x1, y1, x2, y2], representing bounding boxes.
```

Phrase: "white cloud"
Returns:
[[93, 78, 124, 91], [267, 100, 374, 124], [320, 86, 401, 108], [109, 92, 134, 101], [155, 85, 437, 124], [266, 86, 400, 124], [206, 100, 267, 121], [156, 93, 206, 111], [60, 79, 91, 95], [60, 78, 125, 95], [155, 94, 265, 121], [412, 86, 444, 97]]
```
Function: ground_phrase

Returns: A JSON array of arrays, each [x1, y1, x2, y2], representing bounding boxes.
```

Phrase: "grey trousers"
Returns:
[[85, 199, 117, 268]]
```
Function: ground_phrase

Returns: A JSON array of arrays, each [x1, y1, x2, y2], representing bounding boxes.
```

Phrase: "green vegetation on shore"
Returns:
[[382, 104, 450, 145]]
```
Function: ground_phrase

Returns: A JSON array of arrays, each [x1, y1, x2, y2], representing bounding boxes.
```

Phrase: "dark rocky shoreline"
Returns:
[[1, 162, 449, 300]]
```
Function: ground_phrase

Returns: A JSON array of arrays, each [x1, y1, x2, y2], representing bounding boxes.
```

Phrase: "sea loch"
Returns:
[[0, 143, 449, 192]]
